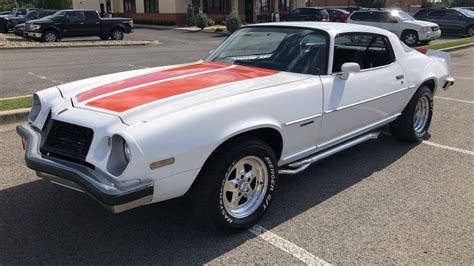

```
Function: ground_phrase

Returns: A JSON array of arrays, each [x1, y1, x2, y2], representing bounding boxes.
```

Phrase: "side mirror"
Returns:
[[340, 62, 360, 80]]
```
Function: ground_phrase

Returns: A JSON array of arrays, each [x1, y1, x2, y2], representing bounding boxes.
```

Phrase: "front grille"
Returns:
[[431, 26, 439, 32], [40, 119, 94, 163]]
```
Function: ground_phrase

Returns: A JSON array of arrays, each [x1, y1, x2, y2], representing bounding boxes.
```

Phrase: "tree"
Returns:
[[354, 0, 386, 8], [0, 0, 18, 11]]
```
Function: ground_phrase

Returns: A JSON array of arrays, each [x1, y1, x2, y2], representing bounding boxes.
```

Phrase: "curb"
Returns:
[[439, 43, 474, 52], [0, 42, 157, 50], [0, 108, 30, 125]]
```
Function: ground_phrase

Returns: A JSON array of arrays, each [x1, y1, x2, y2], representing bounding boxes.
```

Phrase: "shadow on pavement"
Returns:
[[0, 135, 418, 264]]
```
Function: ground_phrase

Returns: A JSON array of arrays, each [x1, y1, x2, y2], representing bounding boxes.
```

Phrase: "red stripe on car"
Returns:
[[75, 61, 230, 102], [86, 65, 278, 112]]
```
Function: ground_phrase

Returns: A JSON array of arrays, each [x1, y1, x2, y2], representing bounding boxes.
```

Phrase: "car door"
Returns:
[[318, 33, 408, 150], [62, 11, 84, 37], [379, 12, 401, 37], [443, 10, 466, 33], [426, 10, 449, 31], [83, 11, 100, 36]]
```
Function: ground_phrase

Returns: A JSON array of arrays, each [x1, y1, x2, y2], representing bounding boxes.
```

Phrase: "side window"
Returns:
[[67, 11, 84, 22], [445, 10, 462, 17], [292, 9, 301, 15], [428, 10, 446, 17], [350, 12, 367, 21], [332, 33, 395, 72], [84, 11, 99, 21], [379, 12, 395, 23]]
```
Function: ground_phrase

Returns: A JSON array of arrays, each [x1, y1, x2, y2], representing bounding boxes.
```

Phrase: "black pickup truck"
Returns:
[[24, 9, 133, 42]]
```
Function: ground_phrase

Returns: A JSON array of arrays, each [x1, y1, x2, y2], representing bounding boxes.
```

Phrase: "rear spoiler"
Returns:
[[416, 48, 455, 90]]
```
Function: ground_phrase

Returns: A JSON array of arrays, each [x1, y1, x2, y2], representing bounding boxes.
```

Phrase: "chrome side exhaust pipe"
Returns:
[[278, 131, 381, 175]]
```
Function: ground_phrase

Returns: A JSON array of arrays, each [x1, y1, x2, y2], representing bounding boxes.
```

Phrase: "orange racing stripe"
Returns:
[[86, 65, 278, 112], [76, 61, 230, 102]]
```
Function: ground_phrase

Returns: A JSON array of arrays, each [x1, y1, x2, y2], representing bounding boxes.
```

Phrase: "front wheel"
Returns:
[[41, 30, 59, 42], [390, 85, 433, 142], [402, 30, 419, 46], [110, 28, 124, 40], [191, 138, 279, 232]]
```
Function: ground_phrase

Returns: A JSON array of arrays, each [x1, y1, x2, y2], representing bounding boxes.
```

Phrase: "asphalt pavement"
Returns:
[[0, 30, 473, 264]]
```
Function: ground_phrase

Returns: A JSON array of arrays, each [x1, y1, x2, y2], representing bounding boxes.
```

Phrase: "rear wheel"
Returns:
[[191, 138, 279, 232], [110, 28, 124, 40], [41, 30, 59, 42], [390, 85, 433, 142], [467, 25, 474, 37], [402, 30, 419, 46]]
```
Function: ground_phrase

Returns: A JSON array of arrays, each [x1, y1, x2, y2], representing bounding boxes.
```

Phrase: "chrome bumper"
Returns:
[[443, 77, 455, 90], [16, 123, 153, 213], [24, 31, 42, 38]]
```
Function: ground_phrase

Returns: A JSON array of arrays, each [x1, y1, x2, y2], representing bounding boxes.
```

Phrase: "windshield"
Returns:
[[50, 11, 66, 19], [205, 27, 329, 75], [392, 10, 414, 21], [456, 8, 474, 17]]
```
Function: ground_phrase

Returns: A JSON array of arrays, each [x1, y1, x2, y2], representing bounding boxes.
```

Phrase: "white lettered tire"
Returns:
[[191, 137, 279, 232]]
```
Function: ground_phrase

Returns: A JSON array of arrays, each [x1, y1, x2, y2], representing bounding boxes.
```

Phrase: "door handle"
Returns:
[[396, 74, 404, 80]]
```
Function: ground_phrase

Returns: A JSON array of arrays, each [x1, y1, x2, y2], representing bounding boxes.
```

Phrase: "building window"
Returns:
[[260, 0, 269, 12], [279, 0, 289, 11], [144, 0, 159, 13], [205, 0, 221, 13], [123, 0, 136, 13]]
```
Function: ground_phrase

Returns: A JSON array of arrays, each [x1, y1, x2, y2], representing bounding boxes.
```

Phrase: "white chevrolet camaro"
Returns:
[[18, 22, 454, 232]]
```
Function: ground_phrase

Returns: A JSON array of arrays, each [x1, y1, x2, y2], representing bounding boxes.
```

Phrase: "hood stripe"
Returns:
[[86, 65, 278, 112], [76, 61, 230, 102]]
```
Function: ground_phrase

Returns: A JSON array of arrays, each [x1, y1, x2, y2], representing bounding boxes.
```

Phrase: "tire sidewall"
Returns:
[[407, 87, 433, 140], [213, 142, 278, 230], [111, 29, 123, 40], [402, 31, 418, 46], [42, 31, 58, 42]]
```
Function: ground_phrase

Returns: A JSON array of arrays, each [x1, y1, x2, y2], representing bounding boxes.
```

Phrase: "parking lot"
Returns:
[[0, 27, 473, 264]]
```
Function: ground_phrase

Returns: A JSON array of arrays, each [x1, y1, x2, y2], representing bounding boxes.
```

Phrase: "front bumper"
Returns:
[[419, 30, 441, 41], [24, 31, 42, 38], [443, 76, 455, 90], [16, 123, 154, 213]]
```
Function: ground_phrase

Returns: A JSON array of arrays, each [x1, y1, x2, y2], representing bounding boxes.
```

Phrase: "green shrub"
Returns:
[[195, 13, 208, 30], [207, 18, 215, 27], [226, 13, 241, 33], [133, 19, 176, 26], [186, 4, 195, 26]]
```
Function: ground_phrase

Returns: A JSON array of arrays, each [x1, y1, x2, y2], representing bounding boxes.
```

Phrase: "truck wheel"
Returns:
[[191, 137, 279, 232], [110, 28, 124, 40], [402, 30, 418, 46], [467, 25, 474, 37], [41, 30, 59, 42], [390, 85, 433, 143]]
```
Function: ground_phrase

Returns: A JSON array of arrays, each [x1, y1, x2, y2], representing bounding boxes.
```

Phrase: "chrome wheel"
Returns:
[[222, 156, 268, 219], [111, 30, 123, 40], [404, 33, 417, 46], [413, 95, 430, 135], [44, 32, 57, 42], [468, 27, 474, 37]]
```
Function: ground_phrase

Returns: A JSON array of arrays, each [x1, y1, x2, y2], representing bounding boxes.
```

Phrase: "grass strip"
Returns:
[[422, 37, 474, 50], [0, 95, 32, 112]]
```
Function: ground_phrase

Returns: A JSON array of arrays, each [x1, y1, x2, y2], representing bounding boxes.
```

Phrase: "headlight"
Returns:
[[28, 93, 41, 122], [123, 141, 131, 162], [419, 26, 429, 33], [31, 24, 41, 30], [107, 135, 131, 176]]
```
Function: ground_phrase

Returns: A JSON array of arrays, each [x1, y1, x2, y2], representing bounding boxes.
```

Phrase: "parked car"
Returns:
[[13, 23, 25, 37], [457, 7, 474, 12], [23, 9, 133, 42], [17, 22, 454, 231], [4, 9, 56, 32], [414, 8, 474, 37], [282, 7, 330, 22], [327, 8, 350, 22], [347, 9, 441, 46], [0, 8, 36, 33], [0, 11, 11, 16]]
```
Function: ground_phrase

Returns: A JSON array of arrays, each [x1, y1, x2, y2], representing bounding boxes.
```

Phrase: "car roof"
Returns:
[[250, 22, 391, 37]]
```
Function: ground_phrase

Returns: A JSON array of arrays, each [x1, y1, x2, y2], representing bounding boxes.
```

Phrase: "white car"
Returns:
[[347, 9, 442, 46], [17, 22, 454, 232]]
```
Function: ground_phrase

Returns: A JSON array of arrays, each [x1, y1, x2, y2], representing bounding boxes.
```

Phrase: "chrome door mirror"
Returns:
[[340, 62, 360, 80]]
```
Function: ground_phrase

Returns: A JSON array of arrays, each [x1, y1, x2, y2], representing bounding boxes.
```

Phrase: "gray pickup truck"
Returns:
[[24, 9, 133, 42]]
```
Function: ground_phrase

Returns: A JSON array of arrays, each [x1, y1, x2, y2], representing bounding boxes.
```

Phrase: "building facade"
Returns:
[[72, 0, 425, 25]]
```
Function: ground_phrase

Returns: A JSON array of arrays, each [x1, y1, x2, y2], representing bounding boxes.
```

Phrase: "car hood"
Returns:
[[405, 20, 439, 27], [27, 18, 52, 24], [57, 61, 309, 125]]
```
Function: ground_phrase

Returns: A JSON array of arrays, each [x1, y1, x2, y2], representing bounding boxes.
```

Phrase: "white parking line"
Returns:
[[423, 141, 474, 156], [249, 224, 331, 266], [27, 72, 63, 84], [452, 63, 474, 67], [453, 76, 474, 80], [435, 96, 474, 104]]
